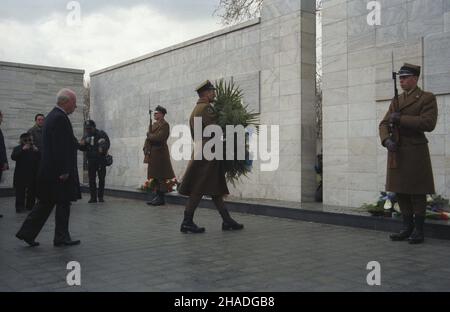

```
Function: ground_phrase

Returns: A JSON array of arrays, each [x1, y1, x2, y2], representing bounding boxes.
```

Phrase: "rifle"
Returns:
[[143, 98, 153, 163], [388, 52, 399, 168]]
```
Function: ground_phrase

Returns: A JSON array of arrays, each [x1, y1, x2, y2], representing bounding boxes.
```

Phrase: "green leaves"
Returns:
[[214, 79, 260, 186], [214, 79, 259, 130]]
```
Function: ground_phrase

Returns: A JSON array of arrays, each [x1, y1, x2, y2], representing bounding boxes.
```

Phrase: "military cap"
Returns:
[[155, 105, 167, 115], [84, 120, 96, 129], [195, 80, 216, 94], [398, 63, 421, 77]]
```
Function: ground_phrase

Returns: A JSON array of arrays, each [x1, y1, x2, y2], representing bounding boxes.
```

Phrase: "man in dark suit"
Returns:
[[0, 110, 9, 218], [16, 88, 82, 247]]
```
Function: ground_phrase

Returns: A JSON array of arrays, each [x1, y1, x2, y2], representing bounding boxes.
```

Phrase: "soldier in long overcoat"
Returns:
[[145, 105, 175, 206], [178, 80, 243, 233], [379, 63, 438, 244]]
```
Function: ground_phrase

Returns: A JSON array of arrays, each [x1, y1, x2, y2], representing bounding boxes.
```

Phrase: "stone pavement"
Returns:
[[1, 196, 450, 292]]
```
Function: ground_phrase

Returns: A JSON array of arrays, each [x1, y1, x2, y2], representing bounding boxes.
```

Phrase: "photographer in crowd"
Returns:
[[11, 133, 40, 213], [79, 120, 110, 203]]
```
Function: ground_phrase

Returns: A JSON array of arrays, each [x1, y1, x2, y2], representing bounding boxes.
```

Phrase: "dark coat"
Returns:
[[178, 98, 229, 196], [146, 119, 175, 180], [0, 128, 7, 167], [37, 107, 81, 203], [11, 145, 40, 188], [379, 87, 438, 194], [79, 129, 110, 162], [28, 125, 43, 152]]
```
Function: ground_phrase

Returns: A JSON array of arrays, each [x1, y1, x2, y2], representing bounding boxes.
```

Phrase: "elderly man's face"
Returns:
[[62, 93, 77, 115], [399, 75, 418, 92]]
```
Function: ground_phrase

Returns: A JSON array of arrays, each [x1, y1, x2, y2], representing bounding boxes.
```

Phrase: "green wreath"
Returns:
[[214, 79, 260, 186]]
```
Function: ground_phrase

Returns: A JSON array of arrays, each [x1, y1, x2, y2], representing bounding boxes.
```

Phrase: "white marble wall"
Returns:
[[322, 0, 450, 207], [91, 0, 317, 202], [0, 62, 85, 187]]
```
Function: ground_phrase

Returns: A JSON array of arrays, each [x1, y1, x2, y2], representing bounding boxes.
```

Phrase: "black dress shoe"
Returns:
[[88, 199, 97, 203], [0, 214, 3, 218], [54, 240, 81, 247], [16, 234, 40, 247], [98, 198, 104, 203]]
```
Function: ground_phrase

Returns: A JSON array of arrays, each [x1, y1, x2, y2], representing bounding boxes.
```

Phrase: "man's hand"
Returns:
[[23, 144, 31, 150], [389, 112, 401, 125], [1, 163, 9, 171], [79, 139, 86, 146], [384, 138, 398, 152], [59, 173, 69, 181]]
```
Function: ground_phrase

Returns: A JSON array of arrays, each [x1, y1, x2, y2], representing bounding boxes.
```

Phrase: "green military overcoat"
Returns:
[[178, 98, 229, 196], [146, 119, 175, 180], [379, 87, 438, 194]]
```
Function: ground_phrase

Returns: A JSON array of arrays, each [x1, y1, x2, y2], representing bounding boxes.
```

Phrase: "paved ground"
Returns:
[[1, 196, 450, 292]]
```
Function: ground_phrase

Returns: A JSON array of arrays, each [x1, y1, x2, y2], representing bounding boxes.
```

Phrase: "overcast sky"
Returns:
[[0, 0, 225, 80]]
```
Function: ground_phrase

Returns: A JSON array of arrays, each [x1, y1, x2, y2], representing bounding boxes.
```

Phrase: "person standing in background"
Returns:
[[28, 114, 45, 152], [11, 133, 40, 213], [0, 110, 9, 218]]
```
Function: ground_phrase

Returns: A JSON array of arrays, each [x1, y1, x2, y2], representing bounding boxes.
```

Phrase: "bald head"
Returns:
[[56, 88, 77, 115]]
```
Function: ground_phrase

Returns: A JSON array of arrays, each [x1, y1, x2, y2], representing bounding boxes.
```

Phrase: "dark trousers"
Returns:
[[397, 193, 427, 217], [88, 160, 106, 199], [16, 200, 71, 243], [15, 184, 36, 211]]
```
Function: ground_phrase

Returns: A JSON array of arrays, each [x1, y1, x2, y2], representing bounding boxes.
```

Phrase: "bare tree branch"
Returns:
[[214, 0, 263, 25], [83, 82, 90, 121], [213, 0, 323, 141]]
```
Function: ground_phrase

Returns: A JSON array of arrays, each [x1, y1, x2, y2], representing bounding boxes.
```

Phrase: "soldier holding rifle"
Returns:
[[379, 62, 438, 244]]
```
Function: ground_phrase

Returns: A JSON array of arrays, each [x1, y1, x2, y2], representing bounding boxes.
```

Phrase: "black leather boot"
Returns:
[[146, 191, 157, 205], [390, 214, 414, 241], [149, 191, 165, 206], [219, 209, 244, 231], [408, 215, 425, 244], [180, 211, 205, 233]]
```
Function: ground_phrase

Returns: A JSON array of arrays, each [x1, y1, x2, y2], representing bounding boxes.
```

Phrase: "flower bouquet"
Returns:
[[425, 194, 450, 220], [362, 192, 449, 220], [361, 192, 399, 217], [213, 79, 259, 186], [140, 178, 179, 193]]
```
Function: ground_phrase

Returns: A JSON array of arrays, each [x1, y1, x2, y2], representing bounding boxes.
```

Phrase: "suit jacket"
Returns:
[[0, 128, 7, 167], [178, 98, 229, 196], [37, 107, 81, 203], [379, 87, 437, 194]]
